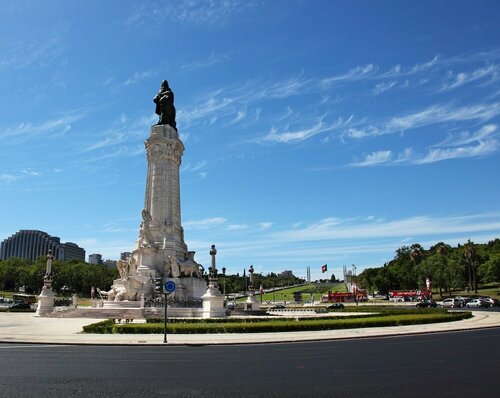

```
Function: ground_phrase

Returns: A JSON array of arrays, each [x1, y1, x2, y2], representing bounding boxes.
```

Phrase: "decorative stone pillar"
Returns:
[[143, 125, 187, 260], [201, 245, 225, 318], [245, 265, 260, 310], [35, 251, 55, 317]]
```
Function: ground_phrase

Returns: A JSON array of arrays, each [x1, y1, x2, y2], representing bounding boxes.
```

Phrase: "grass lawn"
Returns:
[[238, 283, 346, 303], [432, 285, 500, 300]]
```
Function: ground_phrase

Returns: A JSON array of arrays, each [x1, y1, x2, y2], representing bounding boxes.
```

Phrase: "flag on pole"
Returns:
[[321, 264, 328, 273]]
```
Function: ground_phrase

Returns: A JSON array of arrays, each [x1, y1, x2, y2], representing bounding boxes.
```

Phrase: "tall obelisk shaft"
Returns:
[[139, 124, 187, 273]]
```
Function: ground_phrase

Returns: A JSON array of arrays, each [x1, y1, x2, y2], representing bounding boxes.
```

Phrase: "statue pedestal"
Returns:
[[245, 290, 260, 311], [35, 278, 55, 317], [201, 279, 225, 318]]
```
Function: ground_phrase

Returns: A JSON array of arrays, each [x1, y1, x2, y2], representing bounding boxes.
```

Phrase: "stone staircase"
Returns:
[[45, 304, 144, 319]]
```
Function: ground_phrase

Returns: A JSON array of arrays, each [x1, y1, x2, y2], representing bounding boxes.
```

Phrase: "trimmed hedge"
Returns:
[[0, 307, 36, 313], [82, 311, 472, 334]]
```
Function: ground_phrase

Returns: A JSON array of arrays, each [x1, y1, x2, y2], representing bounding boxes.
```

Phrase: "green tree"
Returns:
[[463, 239, 479, 293]]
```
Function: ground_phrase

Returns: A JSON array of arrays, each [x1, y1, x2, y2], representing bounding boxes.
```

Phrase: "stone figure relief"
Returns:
[[97, 286, 124, 302], [180, 251, 204, 278], [153, 80, 177, 131], [116, 260, 130, 279], [165, 255, 181, 278], [139, 209, 154, 246], [45, 249, 54, 278]]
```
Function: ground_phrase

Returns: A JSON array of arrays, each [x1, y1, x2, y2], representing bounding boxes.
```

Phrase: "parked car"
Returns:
[[466, 299, 489, 309], [480, 297, 495, 307], [441, 298, 462, 308], [269, 305, 286, 310], [454, 296, 471, 306], [327, 303, 345, 310], [9, 302, 31, 310], [416, 300, 437, 308]]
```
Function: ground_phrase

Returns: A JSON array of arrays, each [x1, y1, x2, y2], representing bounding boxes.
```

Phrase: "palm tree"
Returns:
[[409, 243, 424, 291], [409, 243, 424, 267], [435, 242, 450, 296], [463, 239, 478, 293]]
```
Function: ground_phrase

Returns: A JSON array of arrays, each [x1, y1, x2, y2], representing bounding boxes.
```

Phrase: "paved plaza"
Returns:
[[0, 310, 498, 345]]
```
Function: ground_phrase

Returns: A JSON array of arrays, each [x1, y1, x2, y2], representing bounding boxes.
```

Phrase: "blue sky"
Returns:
[[1, 0, 499, 280]]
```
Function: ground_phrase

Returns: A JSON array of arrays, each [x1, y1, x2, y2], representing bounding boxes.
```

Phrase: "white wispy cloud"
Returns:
[[227, 110, 247, 125], [82, 133, 126, 152], [431, 124, 498, 147], [21, 169, 41, 176], [184, 217, 227, 229], [373, 81, 398, 95], [387, 102, 500, 131], [1, 114, 82, 143], [0, 33, 65, 71], [350, 150, 393, 167], [322, 64, 376, 86], [343, 101, 500, 143], [273, 213, 500, 242], [259, 222, 273, 230], [127, 0, 259, 27], [123, 70, 157, 86], [178, 75, 310, 128], [440, 64, 499, 91], [415, 139, 498, 164], [181, 52, 230, 71], [0, 174, 20, 183], [349, 124, 498, 167], [227, 224, 249, 231], [182, 160, 207, 173], [261, 115, 352, 144]]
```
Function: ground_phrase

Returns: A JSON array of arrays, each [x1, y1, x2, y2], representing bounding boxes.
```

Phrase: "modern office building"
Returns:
[[88, 253, 103, 265], [102, 259, 117, 270], [0, 230, 85, 263], [278, 270, 296, 279]]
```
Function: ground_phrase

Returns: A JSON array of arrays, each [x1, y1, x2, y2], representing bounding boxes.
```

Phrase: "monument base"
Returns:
[[201, 281, 225, 318], [245, 293, 261, 311], [35, 286, 55, 317]]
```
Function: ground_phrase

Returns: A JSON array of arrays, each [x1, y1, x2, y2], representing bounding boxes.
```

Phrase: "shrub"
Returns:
[[82, 310, 472, 334], [82, 319, 114, 333]]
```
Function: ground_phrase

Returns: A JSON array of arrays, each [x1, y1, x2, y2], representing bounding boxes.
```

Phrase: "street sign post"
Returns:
[[163, 281, 176, 343]]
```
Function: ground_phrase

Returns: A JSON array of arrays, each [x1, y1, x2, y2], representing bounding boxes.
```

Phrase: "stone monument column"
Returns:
[[201, 244, 225, 318], [35, 250, 55, 316], [107, 80, 206, 302], [143, 124, 187, 259]]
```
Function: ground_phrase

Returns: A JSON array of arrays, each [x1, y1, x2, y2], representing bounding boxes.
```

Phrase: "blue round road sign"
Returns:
[[164, 280, 176, 293]]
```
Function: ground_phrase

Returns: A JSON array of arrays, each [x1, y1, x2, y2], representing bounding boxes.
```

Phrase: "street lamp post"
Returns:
[[222, 267, 226, 302], [352, 264, 358, 306], [248, 265, 254, 290]]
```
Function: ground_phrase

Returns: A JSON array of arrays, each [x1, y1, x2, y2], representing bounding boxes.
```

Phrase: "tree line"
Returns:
[[0, 256, 305, 297], [217, 272, 305, 295], [0, 256, 119, 297], [357, 238, 500, 297]]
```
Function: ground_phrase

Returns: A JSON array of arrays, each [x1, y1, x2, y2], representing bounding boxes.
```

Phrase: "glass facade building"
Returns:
[[0, 230, 85, 263]]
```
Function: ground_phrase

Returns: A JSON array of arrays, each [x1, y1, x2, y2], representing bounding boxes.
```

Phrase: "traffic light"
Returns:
[[154, 278, 163, 293]]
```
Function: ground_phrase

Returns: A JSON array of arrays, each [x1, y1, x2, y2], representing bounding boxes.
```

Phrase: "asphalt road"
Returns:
[[0, 328, 498, 398]]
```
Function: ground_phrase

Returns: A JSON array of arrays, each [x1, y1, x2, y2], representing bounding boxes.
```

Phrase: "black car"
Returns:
[[416, 300, 437, 308], [327, 303, 345, 310], [269, 305, 286, 310], [9, 302, 31, 310]]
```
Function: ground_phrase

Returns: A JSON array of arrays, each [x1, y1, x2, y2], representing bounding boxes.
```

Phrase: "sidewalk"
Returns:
[[0, 311, 499, 346]]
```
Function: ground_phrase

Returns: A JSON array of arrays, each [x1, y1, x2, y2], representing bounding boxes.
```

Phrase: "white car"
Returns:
[[441, 298, 462, 308], [466, 299, 488, 308]]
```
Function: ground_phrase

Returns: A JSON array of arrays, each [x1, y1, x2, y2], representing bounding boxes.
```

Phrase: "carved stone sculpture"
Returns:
[[153, 80, 177, 130], [45, 249, 54, 278]]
